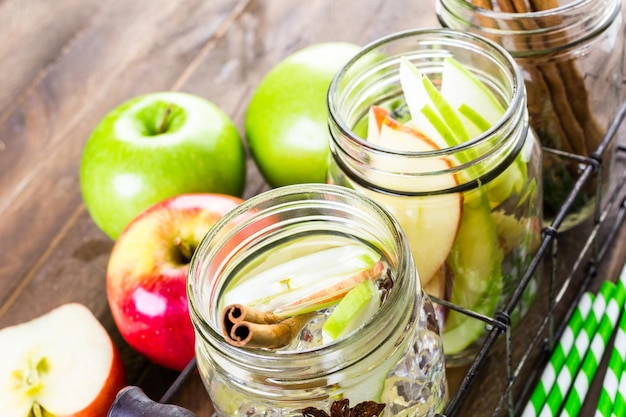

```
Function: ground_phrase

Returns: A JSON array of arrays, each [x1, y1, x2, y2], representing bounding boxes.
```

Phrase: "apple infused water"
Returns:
[[187, 184, 447, 417], [327, 29, 544, 365]]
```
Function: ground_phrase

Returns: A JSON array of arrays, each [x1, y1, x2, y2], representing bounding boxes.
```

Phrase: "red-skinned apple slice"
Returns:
[[107, 193, 243, 371], [367, 105, 389, 145], [363, 109, 462, 288], [0, 303, 126, 417]]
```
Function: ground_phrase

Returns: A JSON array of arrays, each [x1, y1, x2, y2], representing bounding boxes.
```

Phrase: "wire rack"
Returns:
[[154, 99, 626, 417], [440, 98, 626, 417]]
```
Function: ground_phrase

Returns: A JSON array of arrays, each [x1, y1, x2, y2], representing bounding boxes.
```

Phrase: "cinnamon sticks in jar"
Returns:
[[438, 0, 625, 229]]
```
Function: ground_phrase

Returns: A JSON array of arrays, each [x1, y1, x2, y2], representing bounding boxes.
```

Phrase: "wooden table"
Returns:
[[1, 1, 625, 416]]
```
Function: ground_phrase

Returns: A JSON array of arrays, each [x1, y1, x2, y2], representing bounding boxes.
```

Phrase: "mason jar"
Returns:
[[327, 29, 543, 365], [437, 0, 625, 230], [187, 184, 448, 417]]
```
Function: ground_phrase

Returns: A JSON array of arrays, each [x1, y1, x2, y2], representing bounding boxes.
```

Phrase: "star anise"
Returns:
[[302, 399, 385, 417]]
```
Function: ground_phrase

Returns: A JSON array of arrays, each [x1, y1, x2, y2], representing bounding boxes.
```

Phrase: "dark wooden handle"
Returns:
[[107, 386, 199, 417]]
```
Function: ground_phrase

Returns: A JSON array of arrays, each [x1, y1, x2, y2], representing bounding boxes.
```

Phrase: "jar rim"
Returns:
[[327, 28, 525, 158], [445, 0, 602, 19], [436, 0, 622, 57], [187, 183, 416, 369]]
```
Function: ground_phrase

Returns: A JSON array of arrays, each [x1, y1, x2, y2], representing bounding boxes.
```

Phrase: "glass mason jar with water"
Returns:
[[327, 29, 543, 365], [436, 0, 625, 230], [187, 184, 448, 416]]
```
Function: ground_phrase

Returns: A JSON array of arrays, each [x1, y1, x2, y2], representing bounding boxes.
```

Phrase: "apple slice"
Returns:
[[443, 199, 504, 355], [440, 56, 505, 137], [401, 57, 528, 207], [0, 303, 126, 417], [363, 109, 463, 288], [367, 105, 388, 145], [322, 279, 381, 342], [491, 210, 542, 255], [441, 56, 529, 204], [222, 244, 385, 317], [399, 57, 469, 148]]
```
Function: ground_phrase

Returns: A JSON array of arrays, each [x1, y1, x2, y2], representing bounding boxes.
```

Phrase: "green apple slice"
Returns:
[[322, 279, 381, 342], [443, 199, 504, 354], [401, 57, 528, 206], [222, 244, 384, 317], [440, 57, 505, 137], [400, 57, 470, 147], [440, 56, 528, 204]]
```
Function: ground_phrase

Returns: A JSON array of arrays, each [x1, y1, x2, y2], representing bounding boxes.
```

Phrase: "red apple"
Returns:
[[106, 193, 243, 371], [0, 303, 126, 416]]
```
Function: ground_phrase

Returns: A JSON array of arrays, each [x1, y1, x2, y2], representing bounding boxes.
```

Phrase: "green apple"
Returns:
[[245, 42, 361, 187], [322, 278, 381, 342], [80, 91, 246, 240]]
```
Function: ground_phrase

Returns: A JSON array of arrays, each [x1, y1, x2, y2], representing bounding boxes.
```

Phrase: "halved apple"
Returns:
[[363, 109, 463, 288], [0, 303, 126, 417]]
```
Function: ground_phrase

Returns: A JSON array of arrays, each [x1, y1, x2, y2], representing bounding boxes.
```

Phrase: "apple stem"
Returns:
[[173, 236, 194, 262], [157, 104, 173, 134]]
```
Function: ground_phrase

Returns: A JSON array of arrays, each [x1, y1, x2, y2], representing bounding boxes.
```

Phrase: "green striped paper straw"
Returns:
[[537, 281, 616, 417], [610, 265, 626, 417], [559, 280, 626, 417], [521, 292, 596, 417], [611, 361, 626, 417], [595, 303, 626, 417]]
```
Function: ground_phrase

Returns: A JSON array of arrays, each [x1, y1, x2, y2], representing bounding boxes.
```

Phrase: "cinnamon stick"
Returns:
[[221, 305, 315, 349], [530, 0, 605, 155], [471, 0, 493, 9], [480, 0, 588, 155]]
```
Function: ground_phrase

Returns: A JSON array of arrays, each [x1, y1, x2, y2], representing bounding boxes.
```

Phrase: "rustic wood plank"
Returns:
[[0, 0, 103, 120], [0, 0, 251, 309]]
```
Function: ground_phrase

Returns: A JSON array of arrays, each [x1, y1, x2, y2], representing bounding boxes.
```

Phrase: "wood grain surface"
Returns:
[[0, 1, 624, 416]]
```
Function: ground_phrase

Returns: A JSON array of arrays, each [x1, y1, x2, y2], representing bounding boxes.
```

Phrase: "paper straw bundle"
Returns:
[[560, 282, 626, 417], [521, 265, 626, 417], [522, 292, 596, 417], [594, 309, 626, 417]]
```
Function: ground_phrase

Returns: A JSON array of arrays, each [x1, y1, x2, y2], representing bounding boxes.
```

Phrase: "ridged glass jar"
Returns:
[[327, 29, 543, 365], [436, 0, 625, 230], [187, 184, 447, 417]]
